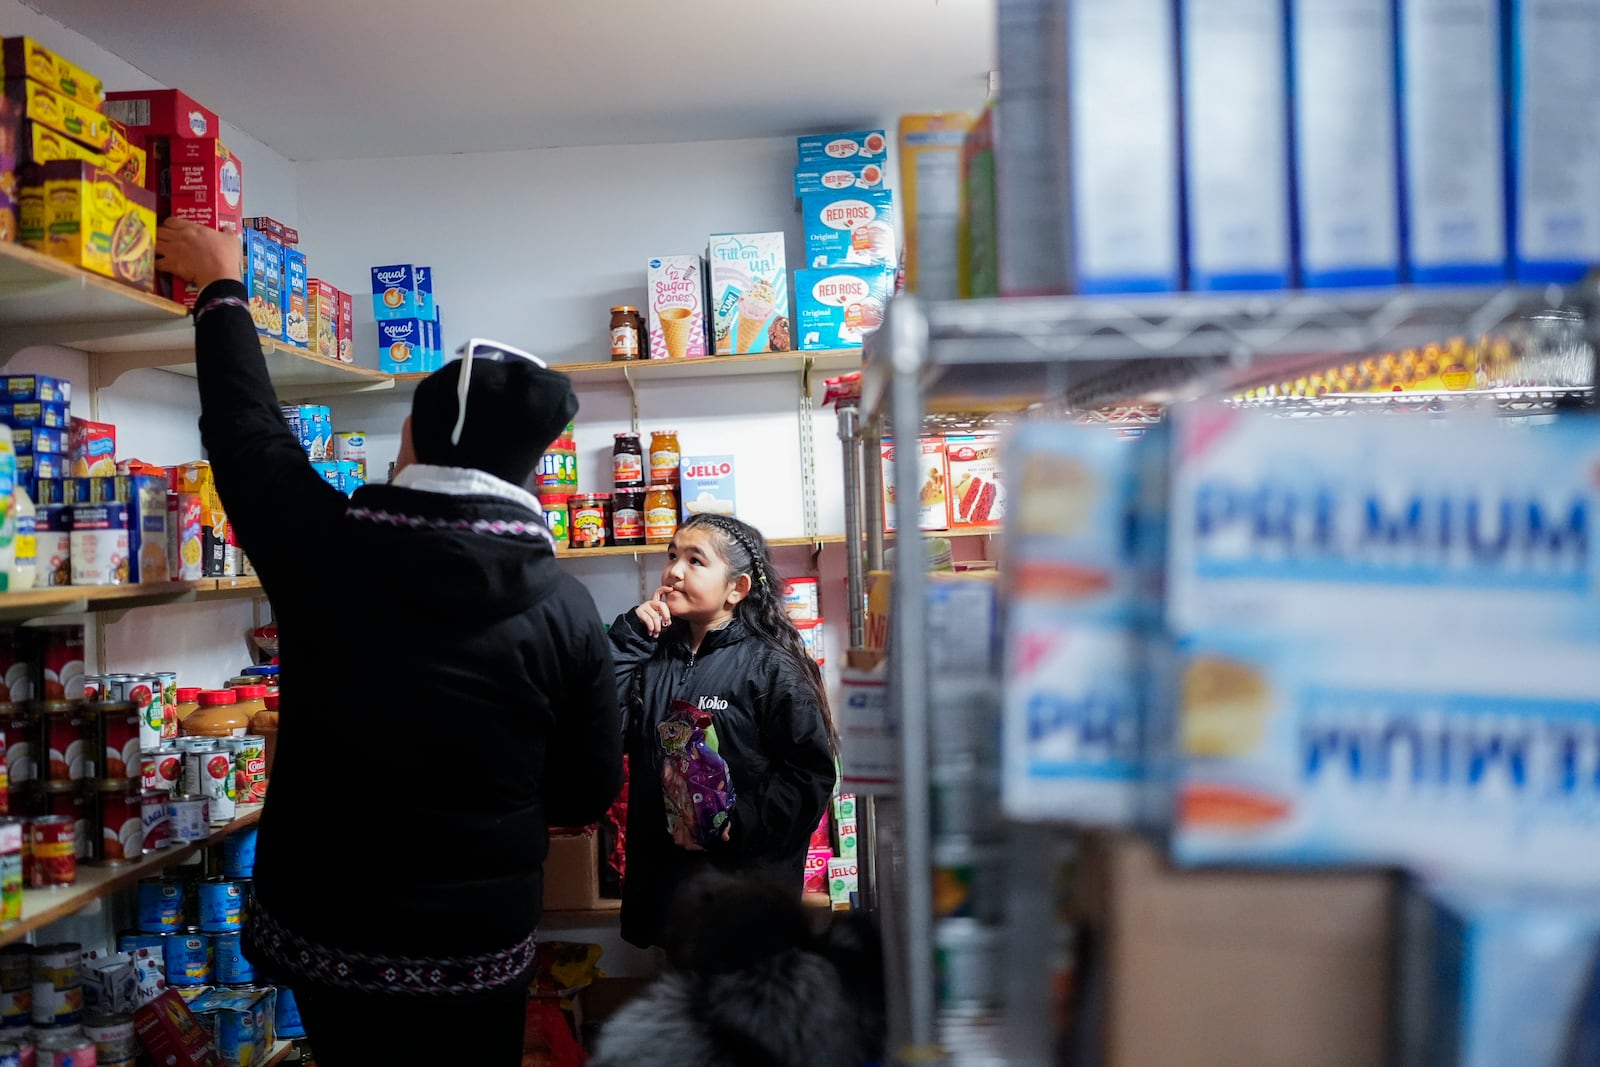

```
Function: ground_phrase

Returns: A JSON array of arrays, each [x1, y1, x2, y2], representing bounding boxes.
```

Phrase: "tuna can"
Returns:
[[197, 879, 245, 933], [211, 931, 255, 985], [139, 791, 170, 852], [115, 932, 164, 957], [95, 780, 141, 863], [124, 677, 160, 753], [0, 947, 29, 992], [136, 880, 184, 933], [0, 987, 26, 1031], [275, 984, 306, 1039], [31, 944, 79, 991], [225, 736, 266, 806], [220, 826, 256, 878], [33, 1026, 93, 1063], [42, 783, 89, 861], [163, 930, 211, 986], [165, 796, 208, 845], [181, 746, 234, 826], [41, 704, 85, 783], [0, 818, 21, 925], [90, 702, 138, 780], [28, 816, 74, 887], [0, 1039, 19, 1066], [28, 981, 83, 1027], [155, 673, 178, 742], [139, 744, 181, 795], [81, 1010, 136, 1060]]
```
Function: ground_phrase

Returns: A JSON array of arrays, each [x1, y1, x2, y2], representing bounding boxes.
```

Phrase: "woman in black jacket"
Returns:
[[157, 219, 623, 1067], [610, 514, 837, 949]]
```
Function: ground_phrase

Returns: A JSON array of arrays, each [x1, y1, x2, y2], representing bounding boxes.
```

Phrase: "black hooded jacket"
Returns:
[[193, 280, 622, 999], [609, 611, 836, 949]]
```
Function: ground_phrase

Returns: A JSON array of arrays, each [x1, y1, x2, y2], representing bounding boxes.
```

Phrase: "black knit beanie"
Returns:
[[409, 358, 578, 487]]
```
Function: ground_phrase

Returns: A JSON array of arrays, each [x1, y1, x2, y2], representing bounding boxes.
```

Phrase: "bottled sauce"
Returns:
[[180, 689, 248, 739], [610, 307, 643, 361], [612, 489, 645, 546], [9, 486, 34, 592], [612, 433, 644, 489], [645, 483, 679, 545], [649, 430, 681, 487], [175, 688, 202, 723]]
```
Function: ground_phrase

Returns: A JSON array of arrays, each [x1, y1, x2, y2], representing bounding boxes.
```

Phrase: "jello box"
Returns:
[[281, 247, 308, 348], [827, 857, 858, 911], [242, 230, 283, 338], [1, 37, 104, 109], [0, 375, 70, 405], [802, 190, 896, 269], [378, 319, 425, 373], [105, 89, 218, 140], [646, 255, 709, 360], [307, 278, 338, 360], [793, 158, 886, 197], [804, 848, 830, 895], [371, 264, 416, 321], [679, 455, 736, 520], [794, 265, 892, 351], [797, 129, 889, 163], [337, 288, 354, 363], [708, 233, 789, 355]]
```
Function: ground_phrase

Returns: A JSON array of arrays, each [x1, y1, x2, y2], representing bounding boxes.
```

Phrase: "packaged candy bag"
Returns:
[[657, 699, 736, 848]]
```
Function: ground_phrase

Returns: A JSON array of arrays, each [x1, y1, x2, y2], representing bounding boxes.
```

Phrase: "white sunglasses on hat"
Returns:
[[451, 338, 548, 447]]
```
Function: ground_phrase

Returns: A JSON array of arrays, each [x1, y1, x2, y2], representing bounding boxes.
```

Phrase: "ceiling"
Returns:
[[27, 0, 995, 161]]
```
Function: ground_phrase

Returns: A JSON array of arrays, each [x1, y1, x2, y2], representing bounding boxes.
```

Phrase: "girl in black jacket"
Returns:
[[610, 515, 837, 948]]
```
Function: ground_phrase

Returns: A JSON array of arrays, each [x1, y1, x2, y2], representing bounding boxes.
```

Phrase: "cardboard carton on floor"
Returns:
[[544, 830, 602, 911]]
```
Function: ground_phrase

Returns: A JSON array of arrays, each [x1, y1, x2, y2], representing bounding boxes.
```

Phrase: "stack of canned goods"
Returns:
[[126, 825, 259, 992], [0, 941, 140, 1066]]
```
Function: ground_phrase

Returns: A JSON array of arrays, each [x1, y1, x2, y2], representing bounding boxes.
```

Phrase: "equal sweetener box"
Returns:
[[371, 264, 415, 321]]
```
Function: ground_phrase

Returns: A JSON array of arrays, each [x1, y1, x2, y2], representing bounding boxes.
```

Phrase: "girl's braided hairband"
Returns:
[[702, 516, 767, 585]]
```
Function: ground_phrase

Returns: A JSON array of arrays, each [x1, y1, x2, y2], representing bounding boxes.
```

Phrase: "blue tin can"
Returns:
[[275, 985, 305, 1039], [220, 826, 257, 878], [164, 930, 212, 986], [212, 931, 256, 985], [116, 931, 166, 957], [136, 880, 184, 933], [197, 879, 245, 933], [0, 1039, 20, 1067]]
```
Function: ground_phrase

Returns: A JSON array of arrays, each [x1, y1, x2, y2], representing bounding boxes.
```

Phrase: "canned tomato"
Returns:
[[164, 930, 211, 986], [139, 792, 169, 852], [32, 944, 79, 990], [81, 1010, 136, 1060], [139, 745, 181, 795], [181, 746, 235, 826], [95, 781, 140, 864], [0, 819, 21, 926], [155, 673, 178, 742], [39, 628, 83, 704], [29, 980, 82, 1027], [2, 709, 33, 787], [91, 702, 138, 780], [220, 826, 256, 878], [41, 786, 88, 861], [41, 705, 84, 783], [165, 796, 208, 845], [124, 677, 160, 752], [226, 736, 266, 806], [81, 677, 106, 703], [197, 879, 245, 933], [211, 931, 255, 985], [0, 947, 28, 992], [136, 880, 183, 933], [33, 1024, 92, 1061]]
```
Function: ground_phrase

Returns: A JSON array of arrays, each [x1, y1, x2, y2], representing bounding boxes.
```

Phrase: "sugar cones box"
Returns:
[[708, 232, 790, 355], [646, 254, 709, 359]]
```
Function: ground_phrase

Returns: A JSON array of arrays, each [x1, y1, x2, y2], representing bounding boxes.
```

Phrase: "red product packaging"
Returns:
[[810, 812, 832, 851], [104, 89, 219, 140], [945, 434, 1003, 529], [337, 288, 353, 363], [134, 988, 221, 1066], [162, 138, 243, 306], [69, 417, 117, 478], [805, 848, 831, 895]]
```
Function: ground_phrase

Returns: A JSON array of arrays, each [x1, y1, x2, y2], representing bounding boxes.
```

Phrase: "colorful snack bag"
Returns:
[[656, 699, 736, 847]]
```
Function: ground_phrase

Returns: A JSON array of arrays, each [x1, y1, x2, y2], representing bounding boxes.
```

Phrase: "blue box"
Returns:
[[3, 402, 70, 429], [86, 473, 169, 583], [12, 427, 66, 455], [680, 455, 736, 521], [794, 266, 893, 351], [378, 318, 425, 373], [1289, 0, 1403, 287], [422, 318, 439, 371], [793, 159, 886, 197], [281, 247, 308, 348], [414, 265, 434, 320], [0, 375, 70, 404], [797, 129, 888, 163], [371, 264, 416, 321], [243, 230, 283, 338], [15, 452, 61, 483], [1399, 0, 1508, 284], [801, 190, 896, 269], [1180, 0, 1293, 291]]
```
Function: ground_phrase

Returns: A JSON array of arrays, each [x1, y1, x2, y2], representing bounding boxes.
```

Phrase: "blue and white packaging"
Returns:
[[370, 264, 416, 321], [1290, 0, 1402, 287], [679, 455, 736, 520], [0, 375, 70, 404], [377, 319, 424, 374], [802, 190, 896, 269], [420, 318, 437, 371], [12, 427, 66, 455], [1067, 0, 1181, 292], [1399, 0, 1508, 283], [793, 266, 893, 351], [413, 265, 434, 320], [793, 159, 887, 197], [1509, 0, 1600, 283], [797, 130, 888, 163], [1179, 0, 1293, 290]]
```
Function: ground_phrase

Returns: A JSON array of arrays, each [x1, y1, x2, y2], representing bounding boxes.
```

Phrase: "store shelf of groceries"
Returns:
[[553, 529, 993, 560], [860, 285, 1578, 417], [0, 577, 265, 623], [394, 348, 863, 388], [1, 806, 263, 949]]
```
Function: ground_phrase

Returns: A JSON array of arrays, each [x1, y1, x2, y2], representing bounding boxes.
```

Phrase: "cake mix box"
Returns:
[[307, 279, 338, 360], [337, 288, 353, 363], [646, 255, 709, 360], [802, 189, 896, 269], [371, 264, 416, 321], [945, 434, 1003, 529], [680, 455, 736, 520], [708, 233, 789, 354], [794, 265, 892, 351], [378, 319, 424, 373], [797, 129, 889, 163], [281, 247, 308, 348], [880, 436, 949, 533]]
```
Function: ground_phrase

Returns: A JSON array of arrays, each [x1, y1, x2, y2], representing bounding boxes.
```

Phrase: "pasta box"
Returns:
[[945, 434, 1003, 528], [0, 37, 104, 109], [3, 78, 109, 152], [242, 230, 283, 338], [104, 88, 218, 140]]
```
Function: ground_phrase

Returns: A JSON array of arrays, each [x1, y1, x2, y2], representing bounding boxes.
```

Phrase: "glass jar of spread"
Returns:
[[612, 489, 645, 546], [175, 688, 202, 724], [231, 685, 269, 726], [569, 493, 612, 550], [181, 689, 249, 739], [645, 484, 679, 544], [613, 433, 644, 490], [649, 430, 681, 486], [610, 307, 643, 362], [538, 493, 570, 543]]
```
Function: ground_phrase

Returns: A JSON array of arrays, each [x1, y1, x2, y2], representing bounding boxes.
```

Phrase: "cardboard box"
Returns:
[[12, 427, 66, 455], [3, 78, 109, 152], [191, 986, 275, 1067], [69, 418, 115, 478], [827, 857, 858, 910], [679, 454, 736, 520], [105, 88, 218, 140], [103, 119, 145, 187], [797, 129, 888, 163], [793, 159, 886, 196], [371, 263, 416, 320], [803, 189, 896, 269], [307, 278, 338, 360], [898, 112, 972, 299], [881, 436, 949, 533], [0, 37, 104, 109], [378, 319, 425, 373], [958, 104, 997, 299], [708, 232, 788, 355], [1, 375, 70, 404], [281, 246, 308, 348], [17, 120, 105, 170], [945, 434, 1002, 528], [242, 230, 283, 338], [15, 452, 61, 482], [794, 265, 892, 351], [242, 215, 297, 245], [646, 255, 709, 360], [805, 848, 831, 894], [33, 161, 157, 291], [4, 401, 69, 428], [1071, 833, 1393, 1067], [167, 491, 202, 581], [164, 138, 243, 306], [337, 288, 354, 363], [88, 473, 169, 584], [414, 264, 434, 320], [134, 988, 222, 1066], [544, 830, 601, 911], [178, 462, 226, 578]]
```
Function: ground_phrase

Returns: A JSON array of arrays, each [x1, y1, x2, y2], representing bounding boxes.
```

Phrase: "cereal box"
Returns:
[[281, 247, 308, 348], [378, 319, 424, 373], [242, 230, 283, 337], [945, 434, 1003, 528], [371, 264, 416, 321], [881, 437, 949, 533], [794, 266, 892, 351], [646, 255, 709, 360], [70, 419, 116, 478], [707, 232, 789, 355], [792, 159, 886, 197], [899, 112, 974, 299], [802, 190, 896, 269], [104, 89, 217, 140], [0, 376, 70, 404], [307, 278, 338, 359], [0, 38, 104, 109], [167, 491, 203, 581], [35, 161, 157, 291], [680, 455, 736, 520], [797, 129, 889, 163], [3, 78, 109, 152], [414, 265, 435, 320], [337, 288, 353, 363], [17, 121, 104, 170]]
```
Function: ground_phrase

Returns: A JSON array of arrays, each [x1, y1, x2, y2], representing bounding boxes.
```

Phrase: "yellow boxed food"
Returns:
[[19, 121, 106, 169], [0, 37, 104, 110], [18, 182, 44, 249], [4, 79, 109, 153], [898, 111, 973, 298], [39, 161, 157, 290], [103, 120, 145, 186], [178, 461, 226, 532], [308, 278, 339, 360]]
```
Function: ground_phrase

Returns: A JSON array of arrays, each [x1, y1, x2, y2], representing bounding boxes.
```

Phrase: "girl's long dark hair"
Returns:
[[680, 514, 838, 750]]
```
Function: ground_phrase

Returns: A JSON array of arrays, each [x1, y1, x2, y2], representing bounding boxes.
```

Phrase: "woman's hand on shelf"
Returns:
[[156, 218, 243, 291]]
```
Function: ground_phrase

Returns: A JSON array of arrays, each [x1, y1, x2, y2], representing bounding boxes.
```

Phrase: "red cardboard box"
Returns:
[[337, 288, 353, 364], [105, 89, 218, 140], [134, 988, 221, 1066], [162, 139, 243, 307]]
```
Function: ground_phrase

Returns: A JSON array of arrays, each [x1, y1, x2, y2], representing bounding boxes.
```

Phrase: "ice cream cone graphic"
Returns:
[[736, 313, 767, 353], [735, 277, 778, 354], [659, 306, 695, 359]]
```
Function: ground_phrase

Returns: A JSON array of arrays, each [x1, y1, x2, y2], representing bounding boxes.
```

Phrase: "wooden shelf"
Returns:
[[89, 331, 395, 401], [1, 806, 263, 948], [394, 349, 863, 389], [264, 1040, 294, 1066], [199, 576, 265, 601], [0, 576, 267, 623]]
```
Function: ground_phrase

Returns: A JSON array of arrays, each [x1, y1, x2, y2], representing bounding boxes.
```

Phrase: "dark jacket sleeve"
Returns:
[[608, 610, 662, 714], [724, 663, 837, 863], [542, 590, 625, 827], [193, 279, 345, 594]]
